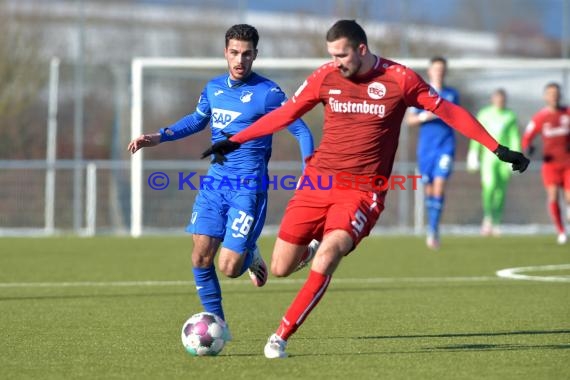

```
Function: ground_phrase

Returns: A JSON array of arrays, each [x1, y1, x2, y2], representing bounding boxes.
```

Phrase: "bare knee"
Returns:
[[191, 235, 219, 268], [218, 261, 241, 278], [310, 231, 353, 275], [269, 238, 307, 277], [217, 247, 245, 278], [271, 262, 291, 278], [192, 249, 214, 268]]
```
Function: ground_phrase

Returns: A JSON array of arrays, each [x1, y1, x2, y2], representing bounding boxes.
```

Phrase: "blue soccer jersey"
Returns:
[[161, 72, 313, 190], [159, 72, 313, 253], [415, 86, 460, 182]]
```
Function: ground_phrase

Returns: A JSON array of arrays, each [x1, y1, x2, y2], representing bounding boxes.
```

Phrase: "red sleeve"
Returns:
[[521, 116, 541, 150], [231, 67, 325, 144], [398, 68, 499, 152], [434, 100, 499, 152]]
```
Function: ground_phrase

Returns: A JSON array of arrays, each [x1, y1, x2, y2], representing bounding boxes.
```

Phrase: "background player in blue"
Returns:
[[406, 56, 460, 249], [127, 24, 314, 330]]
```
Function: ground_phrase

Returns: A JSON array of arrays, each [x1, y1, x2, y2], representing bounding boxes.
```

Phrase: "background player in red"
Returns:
[[522, 82, 570, 245], [203, 19, 529, 358]]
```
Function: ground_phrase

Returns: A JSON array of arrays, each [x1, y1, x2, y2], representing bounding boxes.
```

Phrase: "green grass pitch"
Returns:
[[0, 236, 568, 379]]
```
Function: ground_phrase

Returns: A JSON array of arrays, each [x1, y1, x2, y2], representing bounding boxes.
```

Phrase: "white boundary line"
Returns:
[[496, 264, 570, 283], [0, 276, 502, 289], [3, 267, 569, 289]]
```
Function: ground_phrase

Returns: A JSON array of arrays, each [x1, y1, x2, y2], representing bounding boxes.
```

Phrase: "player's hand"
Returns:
[[127, 133, 161, 154], [418, 111, 436, 122], [525, 145, 535, 157], [493, 144, 530, 173], [466, 151, 480, 172], [201, 133, 241, 165]]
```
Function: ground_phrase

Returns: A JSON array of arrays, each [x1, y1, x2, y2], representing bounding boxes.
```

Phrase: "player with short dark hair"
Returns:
[[522, 82, 570, 244], [406, 56, 460, 249], [203, 19, 529, 358], [127, 24, 314, 333]]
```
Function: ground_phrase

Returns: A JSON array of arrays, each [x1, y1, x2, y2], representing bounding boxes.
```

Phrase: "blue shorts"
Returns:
[[186, 189, 267, 254], [418, 151, 454, 184]]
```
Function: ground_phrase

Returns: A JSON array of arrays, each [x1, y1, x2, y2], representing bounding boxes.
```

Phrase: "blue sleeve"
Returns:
[[159, 88, 211, 142], [265, 86, 314, 165], [453, 89, 460, 105], [286, 120, 314, 165]]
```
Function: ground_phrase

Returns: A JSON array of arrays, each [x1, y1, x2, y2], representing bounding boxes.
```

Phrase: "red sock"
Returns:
[[276, 270, 331, 340], [548, 201, 564, 234]]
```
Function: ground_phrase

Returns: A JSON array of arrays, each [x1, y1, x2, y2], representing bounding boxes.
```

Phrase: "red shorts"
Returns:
[[542, 162, 570, 189], [278, 166, 385, 248]]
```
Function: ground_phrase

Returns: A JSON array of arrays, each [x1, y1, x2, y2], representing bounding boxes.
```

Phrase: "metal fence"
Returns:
[[0, 159, 553, 236]]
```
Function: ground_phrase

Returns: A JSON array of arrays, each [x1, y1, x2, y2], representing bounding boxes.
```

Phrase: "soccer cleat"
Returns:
[[293, 239, 320, 273], [426, 231, 440, 250], [481, 217, 493, 237], [557, 233, 567, 245], [247, 246, 268, 287], [491, 225, 502, 237], [264, 333, 288, 359]]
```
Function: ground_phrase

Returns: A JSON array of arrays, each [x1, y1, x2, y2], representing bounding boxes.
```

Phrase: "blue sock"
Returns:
[[192, 266, 224, 321], [425, 196, 434, 232], [428, 196, 444, 235]]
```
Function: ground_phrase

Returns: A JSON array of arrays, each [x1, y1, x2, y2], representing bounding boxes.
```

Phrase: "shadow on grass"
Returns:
[[355, 329, 570, 340], [287, 342, 570, 358], [424, 343, 570, 352]]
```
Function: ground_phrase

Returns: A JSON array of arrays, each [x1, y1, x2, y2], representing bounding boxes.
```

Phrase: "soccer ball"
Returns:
[[181, 312, 228, 356]]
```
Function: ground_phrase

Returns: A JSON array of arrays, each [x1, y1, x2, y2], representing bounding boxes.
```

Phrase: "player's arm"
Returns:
[[435, 101, 528, 172], [202, 74, 322, 160], [127, 89, 210, 154], [406, 107, 435, 127], [264, 86, 315, 164], [521, 117, 541, 157], [286, 120, 314, 166], [466, 110, 485, 171], [402, 69, 529, 172]]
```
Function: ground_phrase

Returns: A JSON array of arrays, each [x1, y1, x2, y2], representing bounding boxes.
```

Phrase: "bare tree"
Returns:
[[0, 7, 46, 158]]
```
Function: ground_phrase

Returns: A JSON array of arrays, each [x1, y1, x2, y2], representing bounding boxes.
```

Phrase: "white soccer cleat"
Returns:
[[426, 232, 440, 250], [294, 239, 320, 273], [491, 226, 502, 237], [481, 217, 493, 236], [247, 246, 268, 287], [557, 233, 567, 245], [264, 333, 288, 359]]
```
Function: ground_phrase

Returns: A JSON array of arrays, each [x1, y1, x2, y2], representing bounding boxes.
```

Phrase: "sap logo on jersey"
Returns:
[[211, 108, 241, 129], [367, 82, 386, 100]]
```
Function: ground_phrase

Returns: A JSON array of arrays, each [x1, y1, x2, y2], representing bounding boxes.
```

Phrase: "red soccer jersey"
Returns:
[[232, 57, 498, 186], [523, 107, 570, 165]]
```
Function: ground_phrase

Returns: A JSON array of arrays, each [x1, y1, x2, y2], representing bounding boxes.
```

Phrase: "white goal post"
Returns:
[[130, 57, 570, 237]]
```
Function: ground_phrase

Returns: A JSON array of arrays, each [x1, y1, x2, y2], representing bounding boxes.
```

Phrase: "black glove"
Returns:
[[201, 132, 241, 165], [525, 145, 535, 157], [493, 144, 530, 173]]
